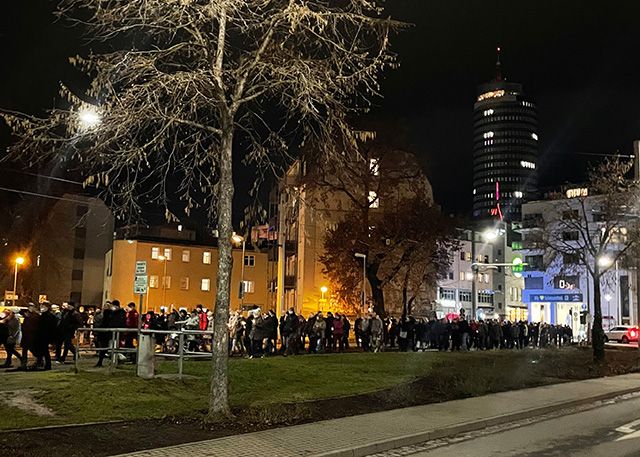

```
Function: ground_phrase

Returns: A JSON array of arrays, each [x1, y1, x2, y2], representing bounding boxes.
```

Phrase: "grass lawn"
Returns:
[[0, 349, 637, 431]]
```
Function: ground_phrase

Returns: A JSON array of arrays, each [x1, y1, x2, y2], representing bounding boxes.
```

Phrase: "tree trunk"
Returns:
[[591, 273, 606, 362], [367, 264, 385, 316], [207, 129, 234, 421]]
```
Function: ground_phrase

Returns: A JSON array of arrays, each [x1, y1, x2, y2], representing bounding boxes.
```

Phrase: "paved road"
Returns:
[[371, 395, 640, 457]]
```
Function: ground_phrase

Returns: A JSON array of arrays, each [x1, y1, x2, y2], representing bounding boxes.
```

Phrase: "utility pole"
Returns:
[[471, 228, 477, 320], [275, 190, 287, 318]]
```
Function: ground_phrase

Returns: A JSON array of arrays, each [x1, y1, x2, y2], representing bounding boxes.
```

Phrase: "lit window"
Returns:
[[203, 251, 212, 264], [242, 280, 255, 294], [484, 109, 494, 117], [177, 224, 183, 232], [163, 276, 171, 289], [368, 191, 379, 208], [369, 158, 380, 176], [182, 249, 190, 262], [180, 277, 189, 291], [514, 191, 524, 198], [521, 161, 536, 169], [244, 255, 256, 267], [483, 131, 495, 139], [149, 275, 159, 289], [531, 133, 539, 141], [466, 272, 474, 281], [201, 278, 211, 291], [163, 248, 172, 260], [151, 247, 160, 259], [459, 271, 465, 281]]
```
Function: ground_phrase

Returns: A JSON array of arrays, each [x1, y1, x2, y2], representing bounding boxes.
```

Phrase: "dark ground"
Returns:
[[1, 348, 639, 457]]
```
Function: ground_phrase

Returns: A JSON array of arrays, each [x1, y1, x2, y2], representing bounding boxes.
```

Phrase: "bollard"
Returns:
[[137, 333, 155, 379]]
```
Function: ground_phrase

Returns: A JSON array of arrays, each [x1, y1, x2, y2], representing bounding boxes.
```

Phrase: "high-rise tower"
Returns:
[[472, 48, 539, 222]]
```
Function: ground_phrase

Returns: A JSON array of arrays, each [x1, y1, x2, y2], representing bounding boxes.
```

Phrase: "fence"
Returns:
[[74, 327, 214, 378]]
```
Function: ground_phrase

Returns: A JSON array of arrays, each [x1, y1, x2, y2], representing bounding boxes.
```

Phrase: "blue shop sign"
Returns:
[[530, 294, 583, 302]]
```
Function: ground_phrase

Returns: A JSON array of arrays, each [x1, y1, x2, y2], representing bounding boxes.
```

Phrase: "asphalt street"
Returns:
[[372, 395, 640, 457]]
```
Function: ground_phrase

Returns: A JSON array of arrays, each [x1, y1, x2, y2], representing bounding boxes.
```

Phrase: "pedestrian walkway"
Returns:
[[113, 374, 640, 457]]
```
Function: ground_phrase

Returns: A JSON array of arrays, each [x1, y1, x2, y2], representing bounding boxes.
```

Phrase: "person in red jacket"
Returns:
[[196, 305, 208, 331]]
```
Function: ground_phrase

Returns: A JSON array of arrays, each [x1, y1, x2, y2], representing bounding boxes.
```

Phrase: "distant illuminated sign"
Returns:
[[477, 90, 505, 102], [566, 188, 588, 199]]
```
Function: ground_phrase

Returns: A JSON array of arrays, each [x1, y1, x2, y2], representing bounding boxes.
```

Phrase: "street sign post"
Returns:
[[134, 261, 148, 323]]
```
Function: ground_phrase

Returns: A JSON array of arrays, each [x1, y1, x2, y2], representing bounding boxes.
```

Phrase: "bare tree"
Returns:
[[530, 159, 640, 361], [2, 0, 398, 420]]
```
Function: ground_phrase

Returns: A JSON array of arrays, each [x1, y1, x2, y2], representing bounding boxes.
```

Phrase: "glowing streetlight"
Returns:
[[77, 105, 102, 131], [482, 229, 499, 242], [320, 286, 328, 300], [13, 256, 25, 301], [598, 255, 614, 269], [232, 232, 247, 306]]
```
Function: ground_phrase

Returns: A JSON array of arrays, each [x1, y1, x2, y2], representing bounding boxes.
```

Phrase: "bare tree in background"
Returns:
[[2, 0, 399, 420], [531, 159, 640, 361]]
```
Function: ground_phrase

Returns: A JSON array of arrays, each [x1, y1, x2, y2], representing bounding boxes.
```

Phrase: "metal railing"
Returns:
[[74, 327, 214, 378]]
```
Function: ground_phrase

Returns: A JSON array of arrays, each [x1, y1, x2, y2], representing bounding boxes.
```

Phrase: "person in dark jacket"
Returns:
[[281, 308, 298, 355], [19, 304, 40, 369], [250, 310, 267, 358], [36, 302, 59, 370], [324, 312, 334, 353], [56, 302, 82, 364], [342, 315, 351, 349], [94, 303, 113, 367]]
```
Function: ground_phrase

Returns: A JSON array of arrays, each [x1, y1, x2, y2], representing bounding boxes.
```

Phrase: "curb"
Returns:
[[0, 420, 127, 434], [313, 386, 640, 457]]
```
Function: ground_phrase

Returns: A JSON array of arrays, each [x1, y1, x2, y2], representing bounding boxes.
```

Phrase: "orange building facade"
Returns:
[[104, 239, 269, 313]]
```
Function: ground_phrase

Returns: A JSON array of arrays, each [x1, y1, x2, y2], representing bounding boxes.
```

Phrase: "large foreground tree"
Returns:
[[2, 0, 399, 419]]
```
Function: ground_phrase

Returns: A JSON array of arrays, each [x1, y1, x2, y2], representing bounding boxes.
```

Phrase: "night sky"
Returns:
[[1, 0, 640, 217]]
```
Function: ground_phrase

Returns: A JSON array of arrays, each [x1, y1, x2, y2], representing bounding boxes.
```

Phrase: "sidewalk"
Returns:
[[113, 373, 640, 457]]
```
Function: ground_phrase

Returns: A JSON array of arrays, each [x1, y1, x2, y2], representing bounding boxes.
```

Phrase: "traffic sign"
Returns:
[[4, 291, 17, 301], [38, 294, 48, 303], [134, 275, 148, 294], [135, 261, 147, 275]]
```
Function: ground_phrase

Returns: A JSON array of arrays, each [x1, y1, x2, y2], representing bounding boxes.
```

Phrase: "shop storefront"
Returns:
[[529, 293, 583, 325], [507, 306, 529, 322]]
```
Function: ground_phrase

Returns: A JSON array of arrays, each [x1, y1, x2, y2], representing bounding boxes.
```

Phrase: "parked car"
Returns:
[[604, 325, 639, 344]]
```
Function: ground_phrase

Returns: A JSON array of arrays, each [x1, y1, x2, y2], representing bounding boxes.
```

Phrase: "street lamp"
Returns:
[[232, 232, 246, 309], [13, 256, 25, 302], [77, 105, 102, 131], [320, 286, 328, 300], [157, 255, 167, 310], [598, 255, 614, 269], [354, 253, 367, 312]]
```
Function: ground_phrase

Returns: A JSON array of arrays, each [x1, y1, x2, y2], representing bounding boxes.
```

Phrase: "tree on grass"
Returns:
[[2, 0, 399, 420], [531, 159, 640, 361]]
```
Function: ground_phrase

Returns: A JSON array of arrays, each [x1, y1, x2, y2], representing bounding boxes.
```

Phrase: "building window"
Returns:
[[182, 250, 191, 262], [459, 271, 465, 281], [242, 280, 255, 294], [75, 227, 87, 239], [73, 248, 85, 259], [439, 288, 456, 301], [368, 191, 379, 208], [369, 158, 380, 176], [478, 293, 493, 304], [244, 255, 255, 267], [562, 210, 579, 220], [201, 278, 211, 291], [562, 231, 579, 241], [149, 275, 159, 289], [203, 251, 212, 264], [459, 290, 472, 302], [71, 269, 83, 281], [76, 205, 89, 217], [180, 277, 190, 291], [151, 247, 160, 259], [563, 253, 580, 265], [448, 272, 454, 280], [163, 276, 171, 289], [163, 248, 172, 260]]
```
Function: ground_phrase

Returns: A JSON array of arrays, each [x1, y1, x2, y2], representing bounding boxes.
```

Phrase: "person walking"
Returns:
[[370, 313, 384, 352], [20, 304, 40, 370], [1, 309, 23, 368], [36, 302, 58, 370], [94, 303, 112, 367], [57, 302, 82, 364]]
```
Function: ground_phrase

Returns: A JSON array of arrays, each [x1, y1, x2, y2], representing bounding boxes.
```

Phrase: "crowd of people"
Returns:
[[0, 300, 575, 369]]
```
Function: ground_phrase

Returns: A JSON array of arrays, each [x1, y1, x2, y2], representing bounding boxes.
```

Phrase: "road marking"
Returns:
[[615, 419, 640, 441]]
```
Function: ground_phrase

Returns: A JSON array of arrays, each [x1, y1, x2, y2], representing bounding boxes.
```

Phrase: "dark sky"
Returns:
[[2, 0, 640, 217]]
